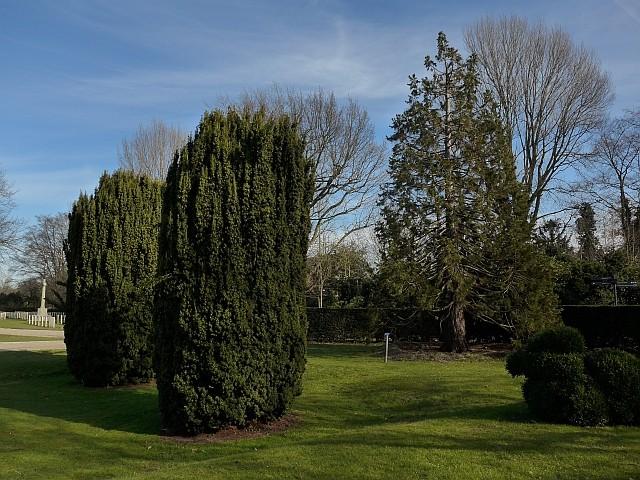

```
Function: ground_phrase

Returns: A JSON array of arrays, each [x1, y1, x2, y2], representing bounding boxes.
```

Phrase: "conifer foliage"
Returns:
[[65, 171, 163, 387], [378, 33, 516, 352], [377, 33, 557, 351], [155, 109, 313, 435]]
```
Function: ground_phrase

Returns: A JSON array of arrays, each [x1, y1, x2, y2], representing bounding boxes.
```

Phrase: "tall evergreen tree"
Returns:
[[379, 33, 559, 348], [483, 197, 560, 338], [576, 202, 599, 261], [536, 219, 572, 258], [155, 109, 313, 435], [378, 33, 519, 352], [65, 171, 163, 386]]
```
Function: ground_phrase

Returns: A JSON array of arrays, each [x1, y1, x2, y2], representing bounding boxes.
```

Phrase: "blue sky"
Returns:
[[1, 0, 638, 222]]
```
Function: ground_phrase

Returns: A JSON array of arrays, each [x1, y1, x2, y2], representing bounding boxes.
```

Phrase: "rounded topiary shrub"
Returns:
[[525, 326, 585, 354], [520, 352, 585, 382], [65, 171, 163, 387], [507, 327, 638, 426], [155, 109, 313, 435], [521, 377, 608, 426], [565, 379, 609, 427], [506, 327, 608, 425], [585, 349, 640, 425]]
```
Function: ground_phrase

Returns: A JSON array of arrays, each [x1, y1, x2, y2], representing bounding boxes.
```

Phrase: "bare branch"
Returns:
[[118, 119, 187, 180], [11, 212, 68, 309], [0, 170, 20, 260], [220, 86, 388, 248], [465, 16, 613, 224]]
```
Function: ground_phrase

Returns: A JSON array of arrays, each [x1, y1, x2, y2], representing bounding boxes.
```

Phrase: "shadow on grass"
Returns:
[[1, 347, 638, 479], [353, 374, 530, 423], [0, 351, 160, 435]]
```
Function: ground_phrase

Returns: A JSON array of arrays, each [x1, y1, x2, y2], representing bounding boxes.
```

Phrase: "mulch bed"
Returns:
[[160, 413, 300, 444], [384, 341, 513, 362]]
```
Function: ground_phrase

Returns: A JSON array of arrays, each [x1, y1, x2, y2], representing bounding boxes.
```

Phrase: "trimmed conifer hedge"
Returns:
[[155, 109, 313, 435], [561, 305, 640, 351], [65, 171, 163, 387], [306, 307, 510, 343], [306, 306, 640, 348]]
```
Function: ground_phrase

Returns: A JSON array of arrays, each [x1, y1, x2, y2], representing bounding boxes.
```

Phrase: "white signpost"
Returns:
[[384, 332, 391, 363]]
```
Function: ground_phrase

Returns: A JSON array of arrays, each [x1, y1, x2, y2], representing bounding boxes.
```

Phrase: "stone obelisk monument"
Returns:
[[37, 278, 48, 317]]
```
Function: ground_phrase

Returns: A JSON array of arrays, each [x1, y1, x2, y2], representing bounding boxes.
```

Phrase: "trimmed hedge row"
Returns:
[[308, 306, 640, 349], [306, 308, 509, 343], [561, 305, 640, 351]]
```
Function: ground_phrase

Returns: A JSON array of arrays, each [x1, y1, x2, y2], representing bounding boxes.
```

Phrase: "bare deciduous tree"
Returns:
[[465, 16, 613, 223], [0, 170, 19, 260], [306, 235, 372, 308], [577, 111, 640, 256], [118, 119, 187, 180], [221, 86, 387, 247], [13, 213, 68, 309]]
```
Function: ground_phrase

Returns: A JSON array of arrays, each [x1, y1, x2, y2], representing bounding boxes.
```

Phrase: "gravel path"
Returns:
[[0, 328, 65, 351], [0, 328, 64, 338], [0, 340, 65, 351]]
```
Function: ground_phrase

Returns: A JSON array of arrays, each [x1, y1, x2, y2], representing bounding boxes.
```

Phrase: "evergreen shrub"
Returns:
[[506, 327, 637, 426], [585, 349, 640, 425], [65, 171, 163, 387], [155, 109, 313, 435], [525, 326, 585, 354]]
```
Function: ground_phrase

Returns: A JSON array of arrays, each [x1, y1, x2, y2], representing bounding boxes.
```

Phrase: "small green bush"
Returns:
[[521, 375, 609, 427], [565, 379, 609, 427], [521, 379, 562, 421], [585, 349, 640, 425], [505, 348, 528, 377], [507, 327, 621, 426], [521, 353, 585, 382], [525, 326, 585, 354]]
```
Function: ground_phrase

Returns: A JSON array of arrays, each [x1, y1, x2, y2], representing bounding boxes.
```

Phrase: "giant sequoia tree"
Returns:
[[378, 33, 556, 351], [65, 171, 163, 386], [155, 109, 313, 435]]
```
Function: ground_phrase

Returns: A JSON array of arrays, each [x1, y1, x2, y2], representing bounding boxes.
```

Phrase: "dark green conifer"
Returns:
[[155, 109, 312, 435], [576, 202, 599, 261], [377, 33, 558, 349], [65, 171, 163, 386]]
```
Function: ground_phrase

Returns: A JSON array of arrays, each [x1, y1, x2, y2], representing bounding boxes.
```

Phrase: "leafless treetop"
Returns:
[[221, 86, 387, 248], [0, 170, 19, 260], [118, 119, 187, 180], [465, 16, 613, 223]]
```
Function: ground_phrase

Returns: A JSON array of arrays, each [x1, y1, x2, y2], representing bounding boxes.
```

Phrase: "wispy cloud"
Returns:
[[614, 0, 640, 25], [1, 0, 638, 225]]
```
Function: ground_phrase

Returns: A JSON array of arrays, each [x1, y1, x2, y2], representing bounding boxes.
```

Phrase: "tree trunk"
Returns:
[[441, 302, 468, 352]]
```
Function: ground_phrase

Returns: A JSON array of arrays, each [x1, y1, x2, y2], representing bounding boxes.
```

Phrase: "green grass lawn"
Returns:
[[0, 335, 58, 342], [0, 318, 62, 330], [0, 344, 638, 479]]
